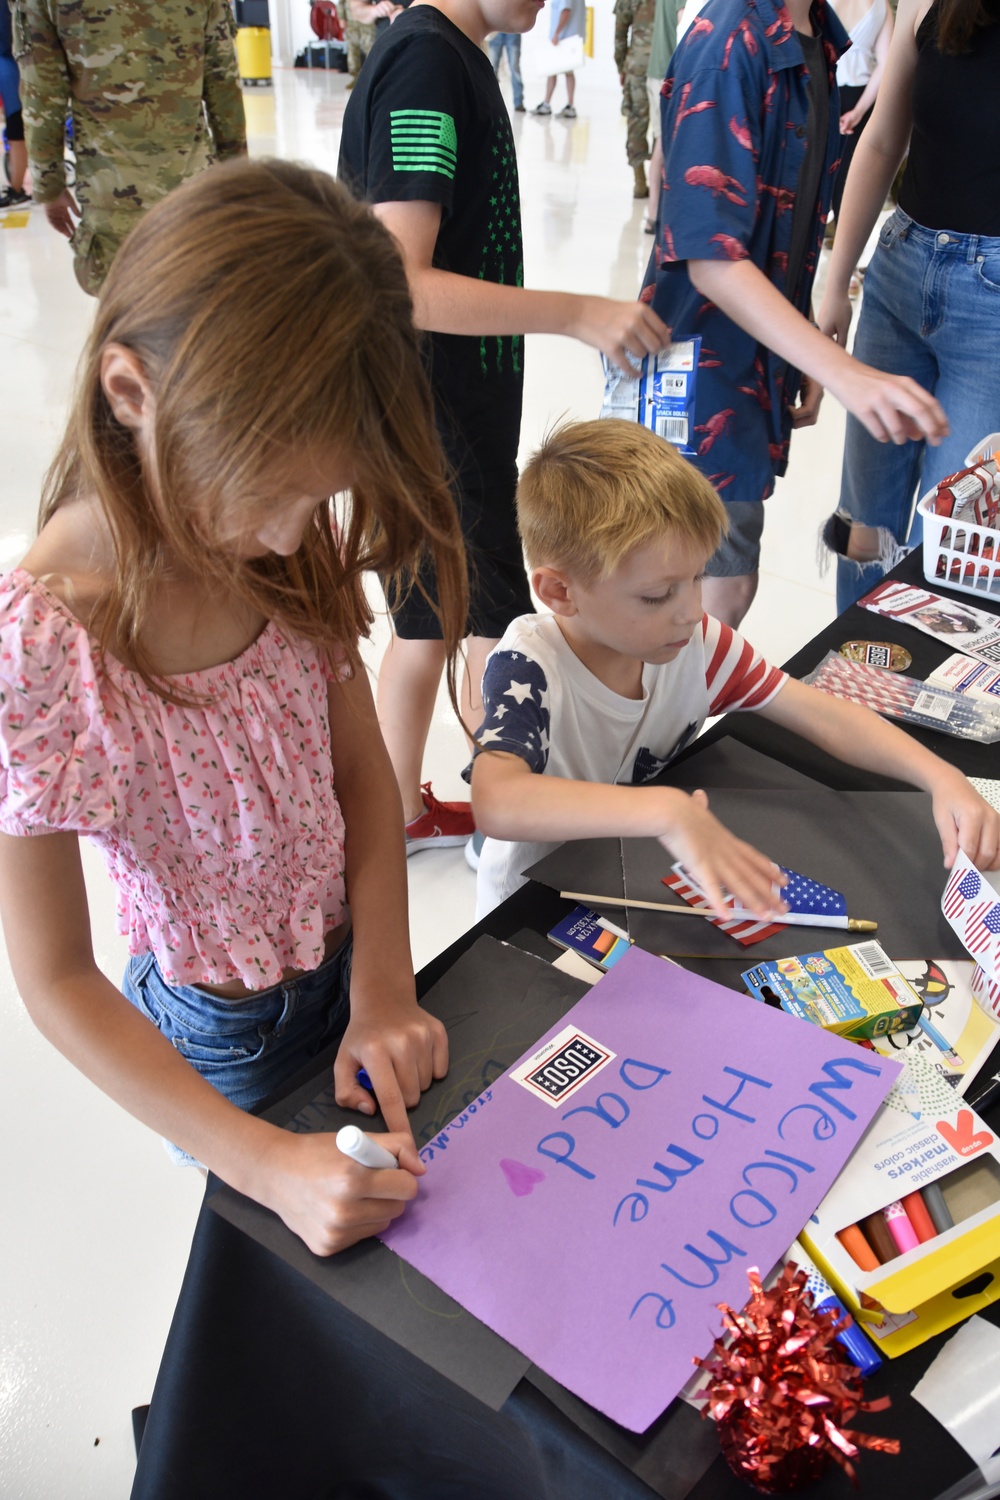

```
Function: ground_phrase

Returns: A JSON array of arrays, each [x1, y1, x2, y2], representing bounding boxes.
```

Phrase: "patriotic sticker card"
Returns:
[[942, 854, 1000, 985], [859, 581, 1000, 668]]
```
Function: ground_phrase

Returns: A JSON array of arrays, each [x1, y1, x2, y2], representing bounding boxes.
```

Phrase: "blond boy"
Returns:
[[468, 421, 998, 917]]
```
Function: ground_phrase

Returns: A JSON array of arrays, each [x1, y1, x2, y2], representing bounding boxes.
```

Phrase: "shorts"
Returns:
[[646, 78, 662, 142], [704, 500, 765, 578], [388, 482, 533, 641], [121, 935, 353, 1166]]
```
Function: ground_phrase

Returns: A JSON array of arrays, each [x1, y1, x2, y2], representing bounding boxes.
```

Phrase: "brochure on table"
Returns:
[[859, 581, 1000, 668]]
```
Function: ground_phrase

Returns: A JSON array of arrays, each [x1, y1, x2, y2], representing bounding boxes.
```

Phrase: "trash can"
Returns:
[[236, 25, 272, 84]]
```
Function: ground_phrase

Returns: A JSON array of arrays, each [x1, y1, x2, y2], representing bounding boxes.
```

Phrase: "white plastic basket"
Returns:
[[919, 431, 1000, 598]]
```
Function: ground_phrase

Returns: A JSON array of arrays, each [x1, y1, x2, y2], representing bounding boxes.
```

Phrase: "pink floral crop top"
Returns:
[[0, 570, 348, 989]]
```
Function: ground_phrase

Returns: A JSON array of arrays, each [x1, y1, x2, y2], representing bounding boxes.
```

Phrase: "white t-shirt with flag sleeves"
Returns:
[[467, 612, 786, 916]]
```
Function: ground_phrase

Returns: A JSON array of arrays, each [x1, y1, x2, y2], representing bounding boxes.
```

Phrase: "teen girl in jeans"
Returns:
[[819, 0, 1000, 610]]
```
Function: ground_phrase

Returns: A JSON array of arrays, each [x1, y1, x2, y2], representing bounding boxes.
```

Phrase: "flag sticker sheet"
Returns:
[[942, 855, 1000, 983]]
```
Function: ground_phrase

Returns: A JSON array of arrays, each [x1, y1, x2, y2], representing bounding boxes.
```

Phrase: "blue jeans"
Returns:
[[488, 33, 523, 109], [122, 937, 353, 1164], [833, 208, 1000, 611]]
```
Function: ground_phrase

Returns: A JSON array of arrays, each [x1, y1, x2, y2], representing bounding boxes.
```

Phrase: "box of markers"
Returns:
[[546, 906, 632, 973], [799, 1051, 1000, 1356]]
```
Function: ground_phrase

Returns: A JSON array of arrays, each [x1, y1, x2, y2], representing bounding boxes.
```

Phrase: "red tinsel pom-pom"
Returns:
[[695, 1263, 900, 1494]]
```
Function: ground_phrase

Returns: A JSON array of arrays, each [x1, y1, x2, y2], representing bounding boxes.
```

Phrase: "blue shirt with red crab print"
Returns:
[[645, 0, 848, 506]]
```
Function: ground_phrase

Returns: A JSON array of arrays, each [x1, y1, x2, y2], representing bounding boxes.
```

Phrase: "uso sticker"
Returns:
[[510, 1025, 616, 1108]]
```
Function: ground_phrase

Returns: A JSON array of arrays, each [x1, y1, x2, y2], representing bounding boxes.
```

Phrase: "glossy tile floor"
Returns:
[[1, 43, 863, 1497]]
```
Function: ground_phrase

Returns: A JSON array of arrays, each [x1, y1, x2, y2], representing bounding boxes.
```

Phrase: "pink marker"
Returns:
[[883, 1200, 920, 1254]]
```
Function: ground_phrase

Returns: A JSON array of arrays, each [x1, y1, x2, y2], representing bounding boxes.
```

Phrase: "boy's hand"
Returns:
[[334, 992, 449, 1135], [827, 357, 949, 446], [930, 771, 1000, 872], [571, 295, 672, 373], [257, 1129, 424, 1257], [790, 373, 824, 428], [656, 788, 787, 921]]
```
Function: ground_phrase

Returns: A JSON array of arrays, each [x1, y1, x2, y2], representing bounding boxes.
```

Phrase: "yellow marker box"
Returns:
[[800, 1053, 1000, 1357]]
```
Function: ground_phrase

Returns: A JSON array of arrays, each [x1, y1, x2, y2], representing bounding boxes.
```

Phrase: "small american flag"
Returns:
[[662, 865, 787, 947], [734, 867, 847, 921], [942, 856, 1000, 982]]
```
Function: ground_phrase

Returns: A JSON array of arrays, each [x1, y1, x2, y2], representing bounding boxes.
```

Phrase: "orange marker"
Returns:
[[901, 1190, 938, 1244], [836, 1223, 880, 1272]]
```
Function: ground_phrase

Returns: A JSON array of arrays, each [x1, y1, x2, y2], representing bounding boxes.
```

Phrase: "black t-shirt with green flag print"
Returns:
[[339, 6, 524, 496]]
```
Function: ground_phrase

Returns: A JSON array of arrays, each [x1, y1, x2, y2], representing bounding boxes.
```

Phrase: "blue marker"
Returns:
[[357, 1068, 374, 1092], [790, 1241, 882, 1378]]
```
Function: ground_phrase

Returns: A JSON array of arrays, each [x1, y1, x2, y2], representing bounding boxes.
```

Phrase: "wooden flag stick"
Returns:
[[561, 890, 695, 915], [559, 890, 877, 932]]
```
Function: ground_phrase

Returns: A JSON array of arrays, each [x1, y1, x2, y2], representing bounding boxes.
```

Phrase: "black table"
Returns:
[[131, 557, 1000, 1500]]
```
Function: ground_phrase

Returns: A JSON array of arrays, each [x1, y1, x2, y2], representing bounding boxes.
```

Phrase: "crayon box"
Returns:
[[799, 1052, 1000, 1356], [742, 941, 924, 1041]]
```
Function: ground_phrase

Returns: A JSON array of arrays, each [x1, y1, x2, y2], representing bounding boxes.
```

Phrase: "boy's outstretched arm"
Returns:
[[760, 678, 1000, 870], [471, 749, 787, 920], [374, 199, 671, 372], [687, 257, 948, 448]]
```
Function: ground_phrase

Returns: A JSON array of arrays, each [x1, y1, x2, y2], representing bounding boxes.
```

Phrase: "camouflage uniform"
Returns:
[[343, 1, 376, 80], [614, 0, 655, 168], [12, 1, 246, 294]]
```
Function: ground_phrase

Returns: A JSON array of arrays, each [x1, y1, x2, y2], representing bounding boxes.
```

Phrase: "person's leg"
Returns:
[[508, 37, 524, 109], [6, 139, 27, 193], [564, 70, 575, 107], [644, 85, 662, 232], [625, 76, 649, 195], [701, 575, 758, 628], [828, 212, 939, 610], [0, 109, 28, 200], [461, 635, 499, 745], [376, 633, 448, 824], [345, 19, 362, 79], [488, 34, 504, 75], [545, 74, 556, 103], [923, 231, 1000, 489], [701, 500, 765, 628], [829, 86, 865, 225]]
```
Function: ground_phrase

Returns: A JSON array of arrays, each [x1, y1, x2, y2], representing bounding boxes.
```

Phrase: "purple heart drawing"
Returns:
[[499, 1158, 546, 1197]]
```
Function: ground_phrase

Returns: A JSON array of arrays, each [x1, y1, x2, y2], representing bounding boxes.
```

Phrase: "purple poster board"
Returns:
[[381, 947, 899, 1432]]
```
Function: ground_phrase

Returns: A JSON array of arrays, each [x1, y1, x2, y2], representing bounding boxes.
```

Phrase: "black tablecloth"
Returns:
[[131, 554, 1000, 1500]]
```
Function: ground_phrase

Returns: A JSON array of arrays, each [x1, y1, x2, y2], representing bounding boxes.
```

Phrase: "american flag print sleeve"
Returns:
[[702, 615, 787, 714], [472, 651, 551, 774]]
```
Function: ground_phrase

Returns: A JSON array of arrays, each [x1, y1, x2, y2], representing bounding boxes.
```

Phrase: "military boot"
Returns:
[[633, 162, 648, 199]]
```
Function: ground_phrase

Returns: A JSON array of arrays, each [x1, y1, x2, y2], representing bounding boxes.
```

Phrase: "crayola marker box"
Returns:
[[799, 1052, 1000, 1356], [742, 940, 924, 1041]]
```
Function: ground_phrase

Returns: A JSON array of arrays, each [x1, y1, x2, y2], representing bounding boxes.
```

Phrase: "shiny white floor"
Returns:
[[1, 56, 851, 1498]]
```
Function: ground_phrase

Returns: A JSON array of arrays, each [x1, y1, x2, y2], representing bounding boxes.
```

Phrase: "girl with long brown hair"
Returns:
[[0, 158, 467, 1255]]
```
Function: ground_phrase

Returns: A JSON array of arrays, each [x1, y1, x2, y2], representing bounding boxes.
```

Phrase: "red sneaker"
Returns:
[[405, 782, 475, 855]]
